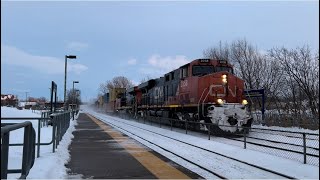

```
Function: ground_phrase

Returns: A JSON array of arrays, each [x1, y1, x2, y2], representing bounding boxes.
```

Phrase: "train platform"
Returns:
[[66, 113, 202, 179]]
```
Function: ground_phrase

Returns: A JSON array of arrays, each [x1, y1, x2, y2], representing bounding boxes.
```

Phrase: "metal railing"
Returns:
[[40, 111, 51, 127], [1, 109, 79, 178], [1, 122, 36, 179], [115, 112, 319, 166], [50, 111, 72, 151]]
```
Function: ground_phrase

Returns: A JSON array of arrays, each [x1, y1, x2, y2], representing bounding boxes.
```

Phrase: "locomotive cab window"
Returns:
[[165, 74, 170, 81], [216, 66, 233, 74], [192, 65, 215, 76], [171, 72, 175, 80], [180, 66, 188, 78]]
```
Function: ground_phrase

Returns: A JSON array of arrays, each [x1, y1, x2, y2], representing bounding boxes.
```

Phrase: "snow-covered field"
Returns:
[[1, 107, 77, 179], [1, 106, 318, 179]]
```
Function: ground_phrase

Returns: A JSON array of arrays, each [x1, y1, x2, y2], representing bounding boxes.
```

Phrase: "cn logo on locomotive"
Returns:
[[209, 84, 237, 97]]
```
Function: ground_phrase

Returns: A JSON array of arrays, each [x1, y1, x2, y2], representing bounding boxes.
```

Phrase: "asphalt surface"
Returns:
[[66, 113, 202, 179]]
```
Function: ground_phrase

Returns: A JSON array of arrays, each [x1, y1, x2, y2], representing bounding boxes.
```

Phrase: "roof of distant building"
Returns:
[[1, 94, 17, 100]]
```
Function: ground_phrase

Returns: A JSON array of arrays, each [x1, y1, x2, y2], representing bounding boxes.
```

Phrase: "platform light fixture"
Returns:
[[64, 55, 77, 108]]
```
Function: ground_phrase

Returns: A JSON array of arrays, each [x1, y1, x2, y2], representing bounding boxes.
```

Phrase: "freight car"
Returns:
[[114, 59, 252, 134]]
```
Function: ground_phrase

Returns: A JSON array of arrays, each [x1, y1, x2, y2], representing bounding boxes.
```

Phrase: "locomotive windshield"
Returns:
[[192, 65, 215, 76], [192, 65, 234, 76], [216, 66, 233, 74]]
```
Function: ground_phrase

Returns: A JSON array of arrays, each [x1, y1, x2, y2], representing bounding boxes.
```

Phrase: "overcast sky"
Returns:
[[1, 1, 319, 102]]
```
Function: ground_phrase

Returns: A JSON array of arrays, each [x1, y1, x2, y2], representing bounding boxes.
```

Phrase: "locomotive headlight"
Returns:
[[217, 98, 224, 105], [222, 78, 227, 83], [221, 74, 227, 84], [242, 99, 248, 105]]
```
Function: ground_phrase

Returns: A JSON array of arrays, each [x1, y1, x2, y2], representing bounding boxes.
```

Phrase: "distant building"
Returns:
[[1, 94, 18, 106], [44, 101, 64, 110], [25, 102, 38, 109]]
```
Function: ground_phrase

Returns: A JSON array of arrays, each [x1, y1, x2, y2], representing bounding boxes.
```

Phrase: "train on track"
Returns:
[[106, 58, 253, 134]]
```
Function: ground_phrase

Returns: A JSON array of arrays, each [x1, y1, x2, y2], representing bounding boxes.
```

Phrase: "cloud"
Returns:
[[66, 41, 89, 51], [127, 58, 137, 65], [148, 54, 189, 72], [1, 44, 88, 75], [138, 54, 189, 77]]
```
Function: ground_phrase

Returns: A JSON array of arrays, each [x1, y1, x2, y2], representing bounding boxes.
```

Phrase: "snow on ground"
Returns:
[[2, 106, 318, 179], [83, 105, 319, 179], [1, 107, 78, 179]]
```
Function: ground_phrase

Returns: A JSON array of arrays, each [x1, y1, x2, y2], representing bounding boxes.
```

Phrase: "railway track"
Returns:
[[109, 112, 319, 166], [88, 112, 296, 179]]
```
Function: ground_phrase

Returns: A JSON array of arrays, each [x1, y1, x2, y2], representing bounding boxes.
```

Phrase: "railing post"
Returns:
[[51, 115, 56, 153], [37, 119, 41, 158], [170, 119, 172, 131], [1, 133, 10, 179], [244, 129, 247, 149], [208, 124, 210, 140], [21, 125, 31, 178], [185, 121, 188, 134], [159, 117, 161, 128], [303, 133, 307, 164]]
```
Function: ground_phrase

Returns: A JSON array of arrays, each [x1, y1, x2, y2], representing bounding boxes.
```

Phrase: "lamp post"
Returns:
[[64, 55, 77, 109], [72, 81, 79, 107], [72, 81, 79, 119]]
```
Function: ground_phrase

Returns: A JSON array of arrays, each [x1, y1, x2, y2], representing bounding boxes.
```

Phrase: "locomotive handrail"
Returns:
[[197, 87, 208, 120], [201, 87, 211, 117]]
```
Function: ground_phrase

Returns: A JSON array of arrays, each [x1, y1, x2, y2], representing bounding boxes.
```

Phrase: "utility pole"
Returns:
[[25, 92, 29, 107], [25, 92, 28, 102]]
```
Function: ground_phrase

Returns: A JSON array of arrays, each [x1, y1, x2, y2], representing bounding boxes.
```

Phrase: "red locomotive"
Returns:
[[113, 59, 252, 133]]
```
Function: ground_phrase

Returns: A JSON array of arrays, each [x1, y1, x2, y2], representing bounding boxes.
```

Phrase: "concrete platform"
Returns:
[[65, 113, 202, 179]]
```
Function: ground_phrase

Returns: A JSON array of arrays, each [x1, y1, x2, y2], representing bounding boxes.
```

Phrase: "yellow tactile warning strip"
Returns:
[[86, 113, 191, 179]]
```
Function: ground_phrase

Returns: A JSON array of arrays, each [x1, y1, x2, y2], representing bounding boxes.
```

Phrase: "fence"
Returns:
[[251, 111, 319, 130], [1, 110, 79, 178], [115, 112, 319, 166]]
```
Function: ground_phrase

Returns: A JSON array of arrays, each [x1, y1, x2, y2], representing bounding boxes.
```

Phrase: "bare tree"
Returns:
[[269, 46, 319, 120], [38, 97, 47, 102], [98, 76, 134, 95], [66, 89, 81, 107], [203, 41, 230, 61], [98, 82, 109, 95], [108, 76, 133, 89]]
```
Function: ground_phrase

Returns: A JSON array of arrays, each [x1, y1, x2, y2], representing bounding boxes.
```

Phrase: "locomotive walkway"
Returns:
[[66, 113, 201, 179]]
